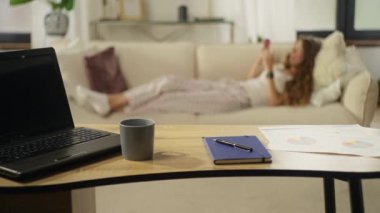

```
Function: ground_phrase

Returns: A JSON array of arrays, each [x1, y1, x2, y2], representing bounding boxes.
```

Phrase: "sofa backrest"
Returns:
[[57, 47, 93, 88], [57, 42, 293, 88], [196, 43, 292, 80], [57, 42, 196, 88], [91, 42, 196, 88]]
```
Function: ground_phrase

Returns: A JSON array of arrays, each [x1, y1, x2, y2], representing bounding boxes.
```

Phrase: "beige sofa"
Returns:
[[57, 42, 378, 126]]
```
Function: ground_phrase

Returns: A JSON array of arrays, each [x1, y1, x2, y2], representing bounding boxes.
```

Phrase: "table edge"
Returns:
[[2, 169, 380, 193]]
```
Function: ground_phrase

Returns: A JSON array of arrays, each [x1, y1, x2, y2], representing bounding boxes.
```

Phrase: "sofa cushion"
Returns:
[[197, 103, 359, 125], [313, 31, 346, 89], [197, 43, 292, 80], [345, 46, 367, 73], [69, 100, 198, 125], [342, 71, 379, 126], [340, 46, 366, 88], [85, 47, 127, 93], [90, 42, 196, 88], [70, 99, 358, 125]]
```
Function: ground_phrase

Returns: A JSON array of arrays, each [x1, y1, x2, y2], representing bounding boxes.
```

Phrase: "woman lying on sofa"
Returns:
[[76, 37, 321, 116]]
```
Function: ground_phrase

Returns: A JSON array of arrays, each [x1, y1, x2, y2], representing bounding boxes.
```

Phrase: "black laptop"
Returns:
[[0, 47, 120, 179]]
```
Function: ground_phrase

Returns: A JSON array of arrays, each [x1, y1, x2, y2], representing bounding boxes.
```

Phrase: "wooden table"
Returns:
[[1, 125, 380, 213]]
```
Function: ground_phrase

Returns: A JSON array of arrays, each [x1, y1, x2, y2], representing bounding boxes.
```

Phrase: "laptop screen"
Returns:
[[0, 48, 74, 142]]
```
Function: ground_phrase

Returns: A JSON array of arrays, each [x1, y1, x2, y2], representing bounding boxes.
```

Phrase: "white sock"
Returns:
[[76, 86, 110, 116]]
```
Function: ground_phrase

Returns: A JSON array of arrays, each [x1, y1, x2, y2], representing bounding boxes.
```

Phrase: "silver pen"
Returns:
[[213, 139, 253, 152]]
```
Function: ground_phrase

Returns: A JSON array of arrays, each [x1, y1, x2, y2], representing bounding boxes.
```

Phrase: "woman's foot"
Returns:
[[108, 93, 130, 110], [76, 86, 111, 116]]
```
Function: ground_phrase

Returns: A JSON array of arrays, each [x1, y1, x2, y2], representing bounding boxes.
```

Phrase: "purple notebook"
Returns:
[[203, 136, 272, 165]]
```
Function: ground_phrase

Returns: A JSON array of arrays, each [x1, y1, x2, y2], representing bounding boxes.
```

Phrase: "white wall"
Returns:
[[143, 0, 248, 43], [143, 0, 296, 43], [76, 0, 103, 45], [145, 0, 209, 21], [31, 1, 50, 48], [212, 0, 249, 43], [0, 1, 31, 33], [254, 0, 296, 42], [295, 0, 337, 30]]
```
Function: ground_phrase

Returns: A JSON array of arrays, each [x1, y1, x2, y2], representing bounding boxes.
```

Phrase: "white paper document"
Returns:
[[260, 125, 380, 157]]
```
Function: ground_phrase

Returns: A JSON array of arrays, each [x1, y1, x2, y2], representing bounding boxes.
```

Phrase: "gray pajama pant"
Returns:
[[123, 75, 251, 114]]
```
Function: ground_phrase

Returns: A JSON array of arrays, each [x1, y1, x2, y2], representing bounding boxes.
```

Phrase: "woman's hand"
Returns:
[[247, 51, 264, 79], [261, 49, 274, 71], [246, 48, 274, 79]]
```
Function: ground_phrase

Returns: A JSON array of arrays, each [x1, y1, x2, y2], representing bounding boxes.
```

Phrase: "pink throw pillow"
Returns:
[[85, 47, 127, 94]]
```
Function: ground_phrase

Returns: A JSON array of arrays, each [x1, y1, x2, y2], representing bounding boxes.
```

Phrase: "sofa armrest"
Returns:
[[341, 71, 379, 126]]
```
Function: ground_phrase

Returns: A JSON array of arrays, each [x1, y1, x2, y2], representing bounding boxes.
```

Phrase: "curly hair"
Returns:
[[284, 37, 321, 106]]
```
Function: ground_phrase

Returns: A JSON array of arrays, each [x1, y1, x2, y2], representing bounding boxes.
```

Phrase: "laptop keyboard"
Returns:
[[0, 128, 110, 163]]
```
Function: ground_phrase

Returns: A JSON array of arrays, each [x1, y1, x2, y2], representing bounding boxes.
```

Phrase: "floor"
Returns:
[[93, 177, 380, 213], [86, 108, 380, 213]]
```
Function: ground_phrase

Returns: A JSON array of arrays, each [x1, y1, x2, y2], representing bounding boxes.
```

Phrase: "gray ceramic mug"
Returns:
[[119, 119, 155, 161]]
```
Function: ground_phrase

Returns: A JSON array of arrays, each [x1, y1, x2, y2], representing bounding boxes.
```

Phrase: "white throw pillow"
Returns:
[[310, 44, 367, 107], [311, 79, 342, 107], [340, 46, 366, 88], [313, 31, 347, 89], [345, 46, 366, 73]]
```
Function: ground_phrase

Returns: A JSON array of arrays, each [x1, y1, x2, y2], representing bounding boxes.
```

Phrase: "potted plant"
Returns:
[[10, 0, 74, 36]]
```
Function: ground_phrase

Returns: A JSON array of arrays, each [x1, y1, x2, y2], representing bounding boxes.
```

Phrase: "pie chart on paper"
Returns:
[[342, 140, 374, 148]]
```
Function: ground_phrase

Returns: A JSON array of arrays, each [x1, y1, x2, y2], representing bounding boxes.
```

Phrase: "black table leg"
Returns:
[[349, 178, 364, 213], [324, 177, 336, 213]]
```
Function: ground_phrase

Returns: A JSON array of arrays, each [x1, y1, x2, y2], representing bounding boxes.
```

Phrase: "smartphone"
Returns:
[[264, 39, 270, 49]]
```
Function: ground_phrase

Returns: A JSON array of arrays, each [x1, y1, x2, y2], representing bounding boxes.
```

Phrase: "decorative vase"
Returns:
[[44, 10, 69, 36], [178, 5, 188, 22]]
